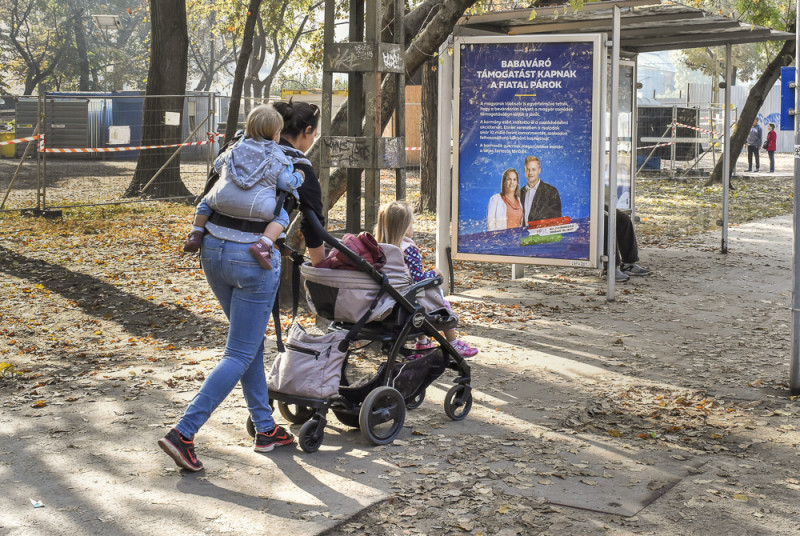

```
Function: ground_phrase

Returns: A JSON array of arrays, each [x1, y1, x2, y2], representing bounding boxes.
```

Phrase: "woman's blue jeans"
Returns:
[[176, 235, 281, 438]]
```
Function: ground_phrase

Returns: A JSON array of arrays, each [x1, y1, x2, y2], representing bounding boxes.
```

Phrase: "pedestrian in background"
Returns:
[[765, 122, 777, 173], [746, 118, 762, 173]]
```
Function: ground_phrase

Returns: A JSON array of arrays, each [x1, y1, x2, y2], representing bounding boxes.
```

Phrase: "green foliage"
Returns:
[[0, 0, 149, 94], [675, 0, 795, 91], [186, 0, 240, 91]]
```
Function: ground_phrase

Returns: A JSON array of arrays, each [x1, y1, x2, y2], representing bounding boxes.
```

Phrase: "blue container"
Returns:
[[637, 155, 661, 171]]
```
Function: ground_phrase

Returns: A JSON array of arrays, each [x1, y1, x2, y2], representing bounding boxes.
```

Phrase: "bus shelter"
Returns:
[[436, 0, 792, 300]]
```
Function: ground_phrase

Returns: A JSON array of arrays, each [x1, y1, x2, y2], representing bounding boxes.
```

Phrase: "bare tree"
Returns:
[[3, 0, 73, 94], [225, 0, 263, 140], [189, 8, 238, 91], [285, 0, 480, 250], [244, 0, 322, 102]]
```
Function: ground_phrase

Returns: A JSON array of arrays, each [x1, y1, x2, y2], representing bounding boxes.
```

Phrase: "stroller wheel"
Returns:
[[444, 384, 472, 421], [277, 401, 315, 424], [359, 386, 406, 445], [246, 397, 277, 437], [333, 410, 361, 428], [405, 389, 425, 410], [246, 415, 256, 438], [299, 418, 325, 453]]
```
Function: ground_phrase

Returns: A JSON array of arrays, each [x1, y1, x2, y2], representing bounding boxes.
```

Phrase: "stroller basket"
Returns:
[[339, 348, 448, 405]]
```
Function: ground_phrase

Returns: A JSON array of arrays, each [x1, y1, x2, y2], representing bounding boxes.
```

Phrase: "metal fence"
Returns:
[[636, 77, 793, 175], [0, 92, 246, 214], [636, 103, 739, 176], [1, 90, 423, 214]]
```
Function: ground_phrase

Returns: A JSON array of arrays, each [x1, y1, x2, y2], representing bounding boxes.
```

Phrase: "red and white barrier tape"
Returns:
[[638, 142, 675, 150], [38, 134, 213, 153], [206, 131, 421, 151], [674, 122, 723, 137], [0, 135, 39, 146]]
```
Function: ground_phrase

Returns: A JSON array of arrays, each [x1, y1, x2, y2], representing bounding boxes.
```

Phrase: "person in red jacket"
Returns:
[[765, 123, 777, 173]]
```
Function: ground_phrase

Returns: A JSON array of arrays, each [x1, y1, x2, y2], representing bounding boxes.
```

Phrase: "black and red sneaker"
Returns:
[[158, 428, 203, 471], [254, 425, 294, 452]]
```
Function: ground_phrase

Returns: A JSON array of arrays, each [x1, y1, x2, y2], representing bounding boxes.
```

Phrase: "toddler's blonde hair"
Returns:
[[375, 201, 414, 247], [245, 104, 283, 141]]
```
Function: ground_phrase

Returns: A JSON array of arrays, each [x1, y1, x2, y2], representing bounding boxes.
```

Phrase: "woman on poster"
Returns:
[[486, 168, 524, 231]]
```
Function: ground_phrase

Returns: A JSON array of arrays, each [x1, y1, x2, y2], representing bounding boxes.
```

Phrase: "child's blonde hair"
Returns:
[[375, 201, 414, 247], [245, 104, 283, 141]]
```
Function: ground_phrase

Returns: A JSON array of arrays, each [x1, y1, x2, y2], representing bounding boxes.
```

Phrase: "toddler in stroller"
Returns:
[[374, 201, 478, 358], [251, 209, 473, 452]]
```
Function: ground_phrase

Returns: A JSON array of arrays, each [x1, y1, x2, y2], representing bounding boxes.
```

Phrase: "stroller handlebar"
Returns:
[[405, 276, 442, 298]]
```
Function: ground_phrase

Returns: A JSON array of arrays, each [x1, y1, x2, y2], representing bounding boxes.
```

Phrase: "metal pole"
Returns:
[[436, 38, 454, 291], [39, 95, 45, 211], [789, 0, 800, 394], [670, 105, 677, 175], [0, 122, 40, 210], [721, 44, 731, 254], [607, 6, 621, 301]]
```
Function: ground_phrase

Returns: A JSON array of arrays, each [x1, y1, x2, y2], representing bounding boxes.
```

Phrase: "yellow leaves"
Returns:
[[32, 400, 47, 408], [608, 429, 622, 438], [0, 362, 23, 378], [733, 493, 749, 502]]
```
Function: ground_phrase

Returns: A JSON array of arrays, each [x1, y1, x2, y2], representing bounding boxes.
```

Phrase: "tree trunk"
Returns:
[[225, 0, 262, 140], [73, 12, 91, 91], [708, 37, 796, 185], [125, 0, 191, 198], [284, 0, 478, 252], [417, 58, 438, 213]]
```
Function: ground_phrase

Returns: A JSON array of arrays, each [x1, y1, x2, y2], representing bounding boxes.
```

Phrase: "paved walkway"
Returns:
[[3, 211, 799, 535]]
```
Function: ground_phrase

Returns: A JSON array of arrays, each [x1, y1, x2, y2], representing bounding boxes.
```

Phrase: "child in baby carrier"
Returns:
[[183, 105, 304, 270]]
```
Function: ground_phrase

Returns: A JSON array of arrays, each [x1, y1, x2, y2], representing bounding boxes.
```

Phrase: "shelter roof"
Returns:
[[455, 0, 794, 53]]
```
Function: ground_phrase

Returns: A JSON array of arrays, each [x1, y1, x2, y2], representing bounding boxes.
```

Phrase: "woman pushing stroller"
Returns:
[[375, 201, 478, 358], [158, 101, 323, 471]]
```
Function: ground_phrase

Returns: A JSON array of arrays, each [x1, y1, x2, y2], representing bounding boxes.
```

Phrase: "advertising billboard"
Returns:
[[453, 35, 602, 267]]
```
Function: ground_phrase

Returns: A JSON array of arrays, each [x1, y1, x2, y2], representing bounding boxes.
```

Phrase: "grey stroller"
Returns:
[[246, 210, 473, 452]]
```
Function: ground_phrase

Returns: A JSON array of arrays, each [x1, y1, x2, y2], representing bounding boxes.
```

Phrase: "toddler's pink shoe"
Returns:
[[452, 339, 478, 358], [415, 340, 435, 350], [249, 241, 273, 270], [183, 231, 203, 252]]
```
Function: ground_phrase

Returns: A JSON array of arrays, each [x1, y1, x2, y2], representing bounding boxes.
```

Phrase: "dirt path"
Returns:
[[2, 169, 800, 535]]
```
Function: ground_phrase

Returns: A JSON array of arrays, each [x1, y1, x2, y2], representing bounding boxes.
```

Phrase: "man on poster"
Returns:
[[520, 156, 562, 225]]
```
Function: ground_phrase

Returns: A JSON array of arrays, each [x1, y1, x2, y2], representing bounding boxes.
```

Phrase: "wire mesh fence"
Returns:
[[636, 103, 738, 177], [0, 93, 234, 213], [1, 91, 423, 215]]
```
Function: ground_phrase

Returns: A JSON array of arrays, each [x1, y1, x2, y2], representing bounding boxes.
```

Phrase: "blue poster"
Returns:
[[455, 38, 599, 264]]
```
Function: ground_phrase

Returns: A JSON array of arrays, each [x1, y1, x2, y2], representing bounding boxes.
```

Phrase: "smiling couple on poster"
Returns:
[[486, 155, 562, 231]]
